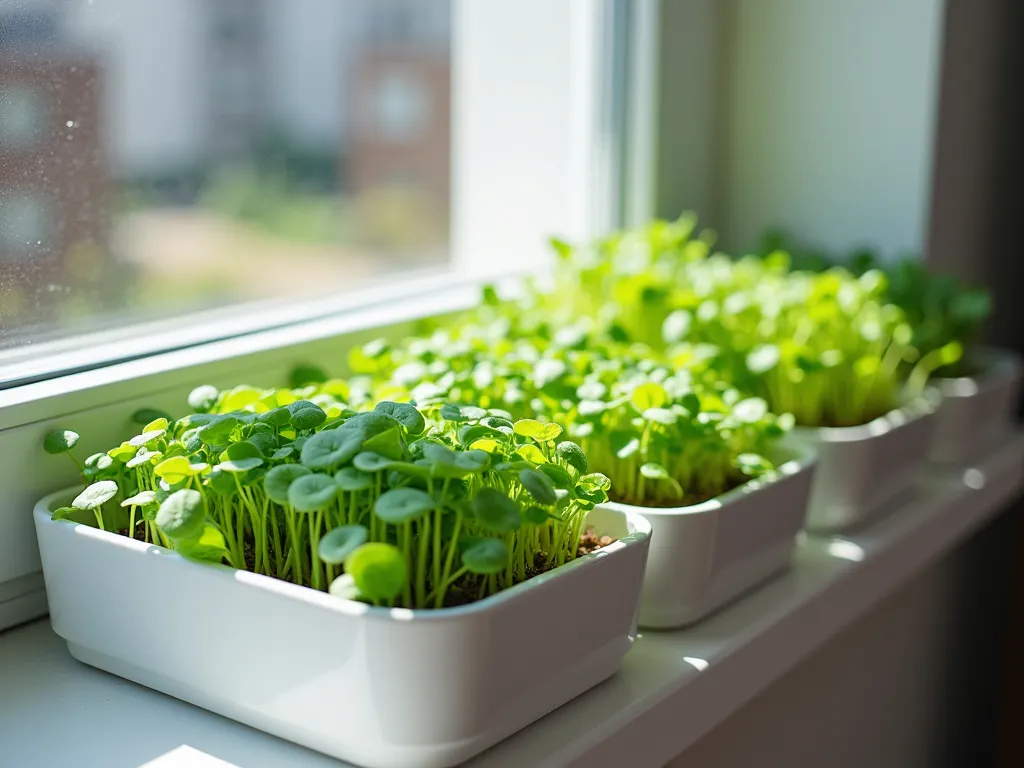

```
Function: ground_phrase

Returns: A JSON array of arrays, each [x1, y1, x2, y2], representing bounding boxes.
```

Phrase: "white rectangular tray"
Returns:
[[34, 493, 651, 768], [798, 395, 939, 533], [601, 441, 816, 628], [931, 348, 1022, 465]]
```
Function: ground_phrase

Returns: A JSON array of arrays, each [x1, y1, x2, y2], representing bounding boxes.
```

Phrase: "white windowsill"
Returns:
[[2, 434, 1021, 768]]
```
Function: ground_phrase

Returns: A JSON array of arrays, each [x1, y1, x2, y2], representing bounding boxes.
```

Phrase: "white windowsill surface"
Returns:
[[1, 434, 1022, 768]]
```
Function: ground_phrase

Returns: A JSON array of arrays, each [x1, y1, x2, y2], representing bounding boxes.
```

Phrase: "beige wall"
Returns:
[[656, 0, 945, 259]]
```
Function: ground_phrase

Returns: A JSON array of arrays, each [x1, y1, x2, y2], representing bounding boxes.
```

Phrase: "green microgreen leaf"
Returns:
[[155, 489, 206, 542], [300, 428, 364, 471], [72, 481, 118, 510], [288, 400, 327, 431], [318, 525, 369, 565], [471, 488, 522, 533], [461, 538, 510, 575], [344, 543, 407, 601], [374, 487, 435, 524], [44, 429, 80, 455], [373, 401, 425, 435], [287, 473, 338, 512], [512, 419, 563, 442], [519, 468, 558, 505], [264, 464, 312, 505]]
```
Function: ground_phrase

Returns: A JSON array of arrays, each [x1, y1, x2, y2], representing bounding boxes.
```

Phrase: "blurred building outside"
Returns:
[[0, 0, 451, 349]]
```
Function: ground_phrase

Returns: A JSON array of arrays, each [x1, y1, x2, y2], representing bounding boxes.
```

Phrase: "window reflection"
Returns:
[[0, 0, 451, 350]]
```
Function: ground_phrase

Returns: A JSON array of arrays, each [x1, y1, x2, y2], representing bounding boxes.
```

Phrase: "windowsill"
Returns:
[[3, 434, 1021, 768]]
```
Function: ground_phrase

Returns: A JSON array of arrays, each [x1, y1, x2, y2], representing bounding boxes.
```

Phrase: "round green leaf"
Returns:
[[640, 462, 670, 480], [440, 403, 487, 422], [345, 543, 407, 601], [44, 429, 80, 455], [259, 407, 292, 428], [469, 438, 502, 454], [334, 466, 373, 491], [353, 451, 393, 473], [632, 382, 668, 411], [84, 452, 114, 472], [540, 463, 574, 490], [482, 416, 515, 431], [264, 464, 312, 505], [188, 385, 219, 412], [423, 448, 471, 479], [107, 441, 138, 461], [129, 429, 166, 448], [318, 525, 369, 565], [471, 488, 522, 533], [144, 417, 170, 433], [207, 467, 237, 496], [374, 487, 435, 524], [218, 441, 265, 473], [523, 505, 557, 524], [288, 400, 327, 431], [579, 473, 612, 492], [519, 468, 558, 505], [72, 480, 118, 510], [513, 419, 563, 442], [300, 428, 364, 471], [156, 489, 206, 542], [287, 473, 338, 512], [126, 449, 160, 469], [176, 524, 229, 563], [184, 432, 203, 454], [271, 445, 295, 461], [556, 441, 588, 475], [198, 416, 238, 446], [246, 430, 279, 457], [514, 443, 547, 464], [121, 490, 158, 508], [461, 538, 510, 575], [361, 427, 405, 461], [454, 449, 490, 473], [339, 411, 398, 436], [373, 401, 426, 435], [458, 423, 506, 446]]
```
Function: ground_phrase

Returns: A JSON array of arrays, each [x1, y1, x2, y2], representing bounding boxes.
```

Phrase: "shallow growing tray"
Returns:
[[34, 490, 652, 768], [600, 440, 817, 629], [930, 348, 1022, 466], [796, 394, 940, 534]]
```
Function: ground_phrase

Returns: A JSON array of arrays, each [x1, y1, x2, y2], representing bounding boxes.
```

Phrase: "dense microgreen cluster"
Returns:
[[44, 389, 610, 609], [320, 311, 786, 508], [758, 235, 991, 379], [540, 216, 958, 427]]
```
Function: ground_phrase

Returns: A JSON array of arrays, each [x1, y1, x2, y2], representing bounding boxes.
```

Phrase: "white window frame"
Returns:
[[0, 0, 659, 630]]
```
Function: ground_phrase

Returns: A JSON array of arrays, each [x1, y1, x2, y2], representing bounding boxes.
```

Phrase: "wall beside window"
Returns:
[[656, 0, 945, 259]]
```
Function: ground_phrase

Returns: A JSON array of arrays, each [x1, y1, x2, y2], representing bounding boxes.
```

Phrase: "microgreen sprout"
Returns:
[[44, 388, 610, 609]]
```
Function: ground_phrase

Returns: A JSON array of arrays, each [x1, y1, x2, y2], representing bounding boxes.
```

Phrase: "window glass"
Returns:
[[0, 0, 451, 352]]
